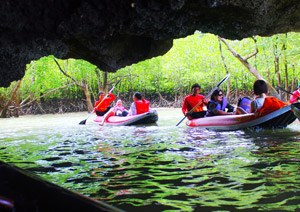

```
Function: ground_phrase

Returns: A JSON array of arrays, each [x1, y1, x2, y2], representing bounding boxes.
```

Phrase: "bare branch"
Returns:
[[53, 59, 83, 88], [16, 82, 76, 109]]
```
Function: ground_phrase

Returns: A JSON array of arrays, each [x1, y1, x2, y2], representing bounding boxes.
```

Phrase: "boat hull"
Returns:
[[291, 102, 300, 121], [187, 103, 299, 130], [94, 110, 158, 126]]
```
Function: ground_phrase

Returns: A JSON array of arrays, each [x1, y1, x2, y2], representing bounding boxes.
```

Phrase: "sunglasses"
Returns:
[[218, 93, 223, 96]]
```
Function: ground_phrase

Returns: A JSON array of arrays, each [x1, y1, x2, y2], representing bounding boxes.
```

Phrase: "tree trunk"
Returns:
[[0, 80, 22, 118], [102, 71, 108, 93], [218, 36, 280, 99], [273, 39, 281, 88], [218, 39, 230, 98], [283, 34, 289, 101], [82, 82, 93, 112], [292, 64, 295, 92]]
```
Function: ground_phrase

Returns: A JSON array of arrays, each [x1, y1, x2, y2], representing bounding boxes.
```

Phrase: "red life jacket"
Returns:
[[182, 94, 204, 114], [94, 93, 116, 112], [256, 97, 288, 115], [134, 99, 150, 114]]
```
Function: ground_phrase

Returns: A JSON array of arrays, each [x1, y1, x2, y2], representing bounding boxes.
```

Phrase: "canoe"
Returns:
[[186, 102, 300, 131], [291, 102, 300, 121], [94, 110, 158, 126], [0, 161, 123, 212]]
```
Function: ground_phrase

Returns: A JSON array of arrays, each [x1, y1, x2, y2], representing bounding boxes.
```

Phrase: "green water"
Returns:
[[1, 108, 300, 211]]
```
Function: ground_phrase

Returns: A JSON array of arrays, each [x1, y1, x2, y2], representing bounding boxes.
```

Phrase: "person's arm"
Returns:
[[207, 102, 219, 116], [107, 92, 116, 101], [128, 102, 136, 116], [226, 103, 235, 113], [215, 109, 233, 115], [250, 101, 256, 113], [182, 98, 188, 115]]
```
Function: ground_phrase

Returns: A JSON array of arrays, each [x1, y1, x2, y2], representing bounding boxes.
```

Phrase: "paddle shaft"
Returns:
[[79, 79, 121, 125], [276, 86, 300, 98], [176, 74, 230, 126]]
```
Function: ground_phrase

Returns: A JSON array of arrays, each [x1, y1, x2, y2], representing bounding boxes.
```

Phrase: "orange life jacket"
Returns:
[[256, 97, 288, 115], [134, 99, 150, 114]]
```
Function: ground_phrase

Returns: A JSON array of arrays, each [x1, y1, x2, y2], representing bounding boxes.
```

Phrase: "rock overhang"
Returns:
[[1, 0, 300, 87]]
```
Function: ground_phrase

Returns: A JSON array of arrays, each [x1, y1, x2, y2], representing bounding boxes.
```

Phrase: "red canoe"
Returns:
[[94, 110, 158, 126], [186, 102, 300, 130]]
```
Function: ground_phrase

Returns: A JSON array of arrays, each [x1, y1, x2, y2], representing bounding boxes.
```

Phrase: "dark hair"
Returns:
[[134, 92, 142, 100], [211, 89, 222, 101], [253, 80, 267, 95], [98, 91, 105, 96], [191, 83, 201, 91]]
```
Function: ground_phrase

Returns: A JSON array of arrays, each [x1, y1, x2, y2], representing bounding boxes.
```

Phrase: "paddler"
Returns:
[[182, 83, 208, 119], [250, 80, 287, 113], [128, 92, 150, 115], [94, 91, 116, 116], [206, 89, 246, 116]]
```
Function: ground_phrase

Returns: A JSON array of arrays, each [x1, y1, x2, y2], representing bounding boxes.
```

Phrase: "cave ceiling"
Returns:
[[1, 0, 300, 87]]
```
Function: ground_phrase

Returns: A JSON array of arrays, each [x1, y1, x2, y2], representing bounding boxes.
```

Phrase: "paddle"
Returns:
[[79, 79, 121, 125], [176, 74, 230, 126], [276, 86, 300, 99]]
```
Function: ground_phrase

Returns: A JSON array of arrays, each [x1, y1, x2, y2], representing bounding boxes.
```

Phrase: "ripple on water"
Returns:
[[1, 111, 300, 211]]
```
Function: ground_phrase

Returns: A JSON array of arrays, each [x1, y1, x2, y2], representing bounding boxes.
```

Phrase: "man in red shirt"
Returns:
[[94, 91, 116, 116], [182, 83, 208, 120]]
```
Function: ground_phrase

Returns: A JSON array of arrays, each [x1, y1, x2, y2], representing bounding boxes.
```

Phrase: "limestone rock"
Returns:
[[1, 0, 300, 87]]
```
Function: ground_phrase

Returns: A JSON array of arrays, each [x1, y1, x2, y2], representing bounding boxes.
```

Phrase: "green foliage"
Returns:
[[2, 32, 300, 108]]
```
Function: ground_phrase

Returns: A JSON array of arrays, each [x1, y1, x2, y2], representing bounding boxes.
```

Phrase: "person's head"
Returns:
[[98, 91, 105, 99], [116, 99, 123, 106], [133, 92, 142, 100], [191, 83, 201, 95], [253, 80, 268, 95], [211, 89, 223, 102]]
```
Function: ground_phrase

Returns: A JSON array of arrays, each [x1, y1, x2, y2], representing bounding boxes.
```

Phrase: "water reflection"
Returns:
[[1, 111, 300, 211]]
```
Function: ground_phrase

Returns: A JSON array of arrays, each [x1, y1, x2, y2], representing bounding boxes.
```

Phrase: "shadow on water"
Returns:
[[1, 111, 300, 211]]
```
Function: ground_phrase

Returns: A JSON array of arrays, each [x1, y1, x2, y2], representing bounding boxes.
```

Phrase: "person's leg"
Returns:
[[122, 110, 128, 116], [190, 111, 206, 119], [235, 107, 247, 115], [100, 109, 115, 126], [96, 111, 105, 116]]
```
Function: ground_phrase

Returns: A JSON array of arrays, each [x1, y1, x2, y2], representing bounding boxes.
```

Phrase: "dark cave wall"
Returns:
[[1, 0, 300, 87]]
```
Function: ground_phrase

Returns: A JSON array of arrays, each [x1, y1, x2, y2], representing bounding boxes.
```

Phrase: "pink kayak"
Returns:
[[94, 110, 158, 126], [186, 102, 300, 130]]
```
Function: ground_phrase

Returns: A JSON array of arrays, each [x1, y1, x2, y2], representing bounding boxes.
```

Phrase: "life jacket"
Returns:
[[94, 93, 116, 112], [94, 99, 112, 112], [182, 95, 205, 114], [205, 97, 228, 117], [256, 97, 288, 115], [289, 90, 300, 103], [238, 97, 251, 113], [134, 99, 150, 114]]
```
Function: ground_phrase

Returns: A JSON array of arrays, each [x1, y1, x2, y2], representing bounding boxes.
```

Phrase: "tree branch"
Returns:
[[53, 59, 83, 88], [15, 82, 76, 109]]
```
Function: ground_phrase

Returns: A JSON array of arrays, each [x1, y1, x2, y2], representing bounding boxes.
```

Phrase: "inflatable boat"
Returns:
[[94, 110, 158, 126], [186, 102, 300, 131]]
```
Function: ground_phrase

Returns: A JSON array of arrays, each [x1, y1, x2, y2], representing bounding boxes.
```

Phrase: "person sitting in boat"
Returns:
[[289, 82, 300, 103], [128, 92, 150, 115], [182, 83, 208, 120], [94, 91, 116, 116], [113, 99, 128, 116], [237, 96, 251, 113], [206, 89, 246, 116], [250, 79, 287, 113]]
